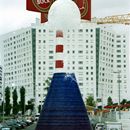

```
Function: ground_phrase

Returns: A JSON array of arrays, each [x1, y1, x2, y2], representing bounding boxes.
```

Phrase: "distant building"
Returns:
[[0, 28, 35, 103], [0, 20, 129, 113], [97, 26, 129, 105]]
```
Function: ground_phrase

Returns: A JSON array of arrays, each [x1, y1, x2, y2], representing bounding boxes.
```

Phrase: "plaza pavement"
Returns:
[[22, 123, 36, 130]]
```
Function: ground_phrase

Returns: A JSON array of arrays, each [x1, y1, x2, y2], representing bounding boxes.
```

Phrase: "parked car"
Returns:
[[11, 120, 22, 129], [16, 119, 27, 128], [22, 119, 31, 126], [0, 123, 12, 130], [5, 120, 17, 130], [95, 123, 105, 130], [1, 128, 11, 130]]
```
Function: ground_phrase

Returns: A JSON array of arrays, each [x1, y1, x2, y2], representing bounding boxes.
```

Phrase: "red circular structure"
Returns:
[[32, 0, 54, 12], [26, 0, 91, 23]]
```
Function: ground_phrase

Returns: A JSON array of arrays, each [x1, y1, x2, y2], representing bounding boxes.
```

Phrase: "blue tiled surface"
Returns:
[[35, 73, 92, 130]]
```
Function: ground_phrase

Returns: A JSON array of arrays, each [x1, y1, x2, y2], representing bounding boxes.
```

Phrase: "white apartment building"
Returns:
[[0, 20, 129, 113], [1, 28, 35, 103], [35, 22, 97, 112], [97, 26, 129, 105]]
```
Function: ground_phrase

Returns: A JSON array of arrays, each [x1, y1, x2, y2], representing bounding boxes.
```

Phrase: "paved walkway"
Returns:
[[22, 123, 36, 130]]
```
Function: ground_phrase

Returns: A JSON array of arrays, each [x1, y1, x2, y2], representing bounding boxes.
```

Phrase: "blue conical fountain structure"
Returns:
[[35, 73, 92, 130]]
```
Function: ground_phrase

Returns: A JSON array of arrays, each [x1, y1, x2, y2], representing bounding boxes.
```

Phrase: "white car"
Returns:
[[95, 123, 105, 130], [35, 114, 40, 121]]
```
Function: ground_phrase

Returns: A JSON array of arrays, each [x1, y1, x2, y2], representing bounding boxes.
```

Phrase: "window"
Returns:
[[78, 61, 83, 64], [117, 65, 121, 68], [49, 50, 53, 54], [39, 40, 41, 43], [79, 83, 83, 86], [49, 56, 53, 59], [117, 55, 121, 58], [39, 29, 41, 33], [78, 29, 83, 32], [117, 45, 121, 48], [78, 50, 83, 53], [117, 60, 121, 63], [117, 40, 121, 43], [72, 67, 75, 69], [117, 50, 121, 53], [49, 67, 53, 70], [117, 35, 121, 38], [79, 67, 83, 70]]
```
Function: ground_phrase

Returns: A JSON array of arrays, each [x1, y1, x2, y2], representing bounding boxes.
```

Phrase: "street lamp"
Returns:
[[98, 83, 104, 108], [113, 70, 121, 119], [0, 93, 2, 105], [28, 82, 37, 115], [2, 72, 10, 122]]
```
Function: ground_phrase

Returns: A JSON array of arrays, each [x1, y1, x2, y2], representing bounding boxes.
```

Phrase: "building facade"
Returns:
[[1, 28, 35, 103], [35, 22, 97, 113], [0, 20, 129, 113], [97, 26, 129, 105]]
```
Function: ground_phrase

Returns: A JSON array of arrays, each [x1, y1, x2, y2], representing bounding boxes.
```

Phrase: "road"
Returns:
[[22, 123, 36, 130]]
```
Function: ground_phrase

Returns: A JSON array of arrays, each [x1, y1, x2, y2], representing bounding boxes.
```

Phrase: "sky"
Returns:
[[0, 0, 130, 35]]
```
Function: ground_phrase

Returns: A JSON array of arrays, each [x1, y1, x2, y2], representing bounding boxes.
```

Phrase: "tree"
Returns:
[[38, 105, 41, 113], [37, 77, 52, 113], [127, 100, 130, 104], [126, 100, 130, 110], [5, 87, 11, 115], [44, 77, 51, 91], [26, 99, 34, 111], [20, 86, 25, 115], [120, 99, 127, 105], [12, 88, 19, 115], [0, 102, 3, 114], [120, 99, 127, 110], [86, 96, 95, 107], [43, 77, 52, 98], [107, 96, 113, 106]]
